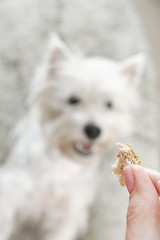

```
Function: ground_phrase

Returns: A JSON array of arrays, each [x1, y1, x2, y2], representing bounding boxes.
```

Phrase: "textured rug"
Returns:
[[0, 0, 159, 239]]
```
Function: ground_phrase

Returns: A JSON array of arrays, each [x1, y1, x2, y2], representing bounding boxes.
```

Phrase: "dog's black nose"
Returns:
[[84, 124, 101, 139]]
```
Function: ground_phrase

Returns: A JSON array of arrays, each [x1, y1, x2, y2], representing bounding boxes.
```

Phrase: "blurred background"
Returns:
[[132, 0, 160, 95], [0, 0, 159, 239]]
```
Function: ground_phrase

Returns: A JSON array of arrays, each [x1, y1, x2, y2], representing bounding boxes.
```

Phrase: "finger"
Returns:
[[143, 167, 160, 196], [125, 165, 160, 240], [123, 166, 135, 194], [124, 165, 159, 197], [132, 165, 159, 198]]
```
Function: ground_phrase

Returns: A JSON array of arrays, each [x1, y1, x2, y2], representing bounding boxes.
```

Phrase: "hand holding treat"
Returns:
[[112, 143, 160, 240]]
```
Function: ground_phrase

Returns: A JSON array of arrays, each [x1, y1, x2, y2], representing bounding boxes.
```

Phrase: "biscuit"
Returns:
[[112, 143, 142, 186]]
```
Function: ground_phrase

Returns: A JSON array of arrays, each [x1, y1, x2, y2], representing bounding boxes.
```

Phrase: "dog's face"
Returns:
[[33, 34, 145, 161]]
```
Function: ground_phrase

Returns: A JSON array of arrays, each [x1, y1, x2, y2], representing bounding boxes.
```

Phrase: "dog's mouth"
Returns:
[[74, 142, 93, 156]]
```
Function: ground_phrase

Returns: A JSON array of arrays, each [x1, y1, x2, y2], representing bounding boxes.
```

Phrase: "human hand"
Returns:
[[124, 165, 160, 240]]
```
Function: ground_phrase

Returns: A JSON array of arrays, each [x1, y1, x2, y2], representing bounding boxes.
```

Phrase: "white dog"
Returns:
[[0, 34, 144, 240]]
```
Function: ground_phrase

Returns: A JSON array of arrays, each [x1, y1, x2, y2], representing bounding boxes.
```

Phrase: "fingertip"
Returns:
[[124, 166, 135, 194], [131, 165, 158, 197]]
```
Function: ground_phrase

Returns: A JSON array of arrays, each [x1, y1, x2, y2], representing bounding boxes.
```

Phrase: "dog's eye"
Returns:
[[68, 96, 80, 105], [106, 101, 113, 109]]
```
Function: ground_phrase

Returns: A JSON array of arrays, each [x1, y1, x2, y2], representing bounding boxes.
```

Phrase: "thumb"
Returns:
[[124, 166, 160, 240]]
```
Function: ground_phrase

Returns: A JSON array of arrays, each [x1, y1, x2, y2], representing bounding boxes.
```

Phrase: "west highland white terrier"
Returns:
[[0, 34, 144, 240]]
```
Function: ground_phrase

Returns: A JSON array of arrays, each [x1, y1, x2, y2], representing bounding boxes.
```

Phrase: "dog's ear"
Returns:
[[46, 33, 72, 66], [119, 54, 145, 85]]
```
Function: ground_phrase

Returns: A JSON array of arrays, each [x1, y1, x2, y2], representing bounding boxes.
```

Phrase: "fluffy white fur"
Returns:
[[0, 33, 145, 240]]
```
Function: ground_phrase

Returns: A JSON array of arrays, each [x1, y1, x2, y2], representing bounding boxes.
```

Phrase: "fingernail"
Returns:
[[124, 166, 135, 194]]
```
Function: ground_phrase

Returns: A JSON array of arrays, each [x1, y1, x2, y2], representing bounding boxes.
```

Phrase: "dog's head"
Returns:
[[31, 34, 145, 161]]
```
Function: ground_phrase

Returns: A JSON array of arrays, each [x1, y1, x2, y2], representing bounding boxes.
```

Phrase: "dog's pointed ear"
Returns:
[[46, 33, 72, 66], [119, 54, 145, 85]]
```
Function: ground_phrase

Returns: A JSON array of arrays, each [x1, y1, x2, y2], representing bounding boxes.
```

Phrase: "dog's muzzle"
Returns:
[[74, 142, 93, 156]]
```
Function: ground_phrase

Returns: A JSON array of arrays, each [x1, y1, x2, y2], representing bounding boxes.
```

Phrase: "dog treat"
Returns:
[[112, 143, 142, 186]]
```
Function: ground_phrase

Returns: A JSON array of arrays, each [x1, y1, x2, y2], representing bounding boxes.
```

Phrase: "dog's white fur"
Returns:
[[0, 34, 144, 240]]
